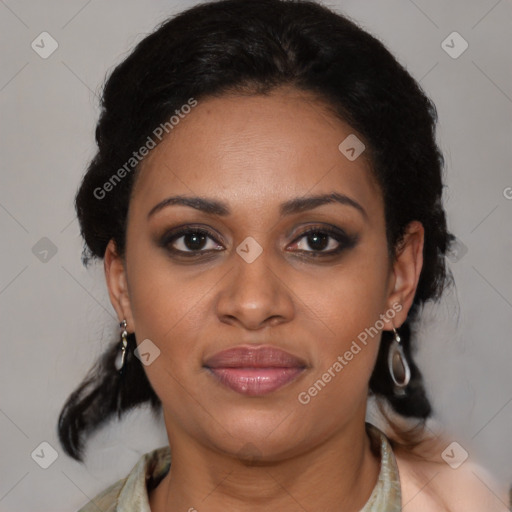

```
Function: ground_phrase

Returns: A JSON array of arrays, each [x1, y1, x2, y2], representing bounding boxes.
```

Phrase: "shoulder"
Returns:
[[394, 447, 510, 512], [77, 477, 125, 512]]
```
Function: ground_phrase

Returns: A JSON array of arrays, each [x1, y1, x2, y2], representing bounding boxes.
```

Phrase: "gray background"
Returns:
[[0, 0, 511, 510]]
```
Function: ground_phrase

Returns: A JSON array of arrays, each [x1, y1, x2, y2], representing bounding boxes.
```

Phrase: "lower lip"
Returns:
[[206, 367, 305, 396]]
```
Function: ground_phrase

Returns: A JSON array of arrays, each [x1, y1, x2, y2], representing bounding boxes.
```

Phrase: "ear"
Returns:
[[383, 220, 424, 329], [104, 239, 136, 331]]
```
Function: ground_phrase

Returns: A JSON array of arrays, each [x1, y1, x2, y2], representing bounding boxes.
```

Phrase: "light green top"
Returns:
[[78, 422, 401, 511]]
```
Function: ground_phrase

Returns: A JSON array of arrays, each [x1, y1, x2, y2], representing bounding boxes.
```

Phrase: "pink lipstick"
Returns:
[[203, 346, 307, 396]]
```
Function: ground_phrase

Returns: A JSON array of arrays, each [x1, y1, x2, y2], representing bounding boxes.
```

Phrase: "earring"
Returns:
[[115, 319, 128, 373], [388, 326, 411, 395]]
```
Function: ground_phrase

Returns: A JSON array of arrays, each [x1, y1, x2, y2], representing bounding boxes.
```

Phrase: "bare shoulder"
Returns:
[[394, 443, 510, 512]]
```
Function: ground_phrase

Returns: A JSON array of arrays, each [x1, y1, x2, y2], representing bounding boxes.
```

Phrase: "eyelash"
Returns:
[[159, 224, 358, 259]]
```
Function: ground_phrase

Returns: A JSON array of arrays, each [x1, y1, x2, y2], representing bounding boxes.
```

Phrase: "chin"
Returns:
[[203, 408, 311, 461]]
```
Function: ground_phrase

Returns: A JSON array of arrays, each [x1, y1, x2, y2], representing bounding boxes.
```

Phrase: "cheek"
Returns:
[[293, 286, 385, 426], [124, 259, 209, 417], [297, 247, 390, 341], [327, 274, 388, 342], [125, 228, 204, 327], [127, 260, 206, 353], [292, 249, 390, 393]]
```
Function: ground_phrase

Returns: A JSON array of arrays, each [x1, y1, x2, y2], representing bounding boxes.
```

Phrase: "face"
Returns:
[[105, 86, 423, 460]]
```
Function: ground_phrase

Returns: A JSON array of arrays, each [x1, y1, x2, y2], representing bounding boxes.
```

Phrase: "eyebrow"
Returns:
[[147, 192, 368, 221]]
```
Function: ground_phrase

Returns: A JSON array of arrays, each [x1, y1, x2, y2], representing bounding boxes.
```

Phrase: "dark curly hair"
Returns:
[[58, 0, 455, 462]]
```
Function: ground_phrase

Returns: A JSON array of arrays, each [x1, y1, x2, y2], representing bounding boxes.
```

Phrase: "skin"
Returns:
[[104, 86, 427, 511]]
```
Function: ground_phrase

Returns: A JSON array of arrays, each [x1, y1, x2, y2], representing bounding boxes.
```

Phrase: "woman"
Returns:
[[58, 0, 510, 510]]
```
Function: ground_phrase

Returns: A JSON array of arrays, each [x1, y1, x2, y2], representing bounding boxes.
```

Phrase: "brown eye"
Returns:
[[296, 231, 335, 252], [160, 227, 224, 255], [289, 226, 358, 256]]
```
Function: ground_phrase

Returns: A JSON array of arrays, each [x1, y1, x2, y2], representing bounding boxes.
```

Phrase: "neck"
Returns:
[[150, 415, 381, 512]]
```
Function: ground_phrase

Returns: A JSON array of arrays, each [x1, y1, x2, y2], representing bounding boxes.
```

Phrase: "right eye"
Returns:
[[160, 226, 224, 256]]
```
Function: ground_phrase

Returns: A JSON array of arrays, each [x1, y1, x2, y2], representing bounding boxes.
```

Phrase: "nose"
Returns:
[[215, 245, 295, 330]]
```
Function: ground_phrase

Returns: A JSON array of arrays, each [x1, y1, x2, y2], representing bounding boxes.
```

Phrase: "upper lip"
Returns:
[[204, 345, 307, 369]]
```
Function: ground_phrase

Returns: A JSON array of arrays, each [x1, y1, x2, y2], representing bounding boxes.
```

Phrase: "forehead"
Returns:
[[130, 88, 382, 221]]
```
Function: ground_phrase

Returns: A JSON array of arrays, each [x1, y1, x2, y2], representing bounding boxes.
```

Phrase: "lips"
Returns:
[[203, 346, 307, 396]]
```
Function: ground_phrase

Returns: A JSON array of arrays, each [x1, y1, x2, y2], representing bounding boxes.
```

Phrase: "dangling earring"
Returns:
[[115, 319, 128, 374], [388, 325, 411, 395]]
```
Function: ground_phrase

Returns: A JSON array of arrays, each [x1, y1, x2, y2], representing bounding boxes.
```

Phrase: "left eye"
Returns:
[[289, 228, 352, 255]]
